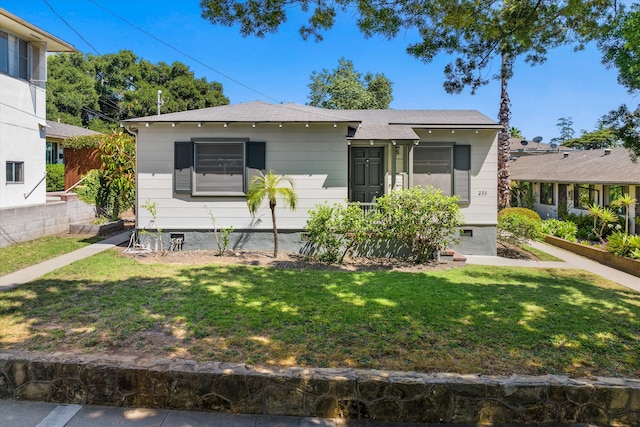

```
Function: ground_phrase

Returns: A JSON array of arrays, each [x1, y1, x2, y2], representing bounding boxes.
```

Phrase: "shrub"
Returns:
[[374, 186, 463, 263], [305, 202, 370, 263], [498, 207, 541, 222], [497, 212, 544, 246], [606, 231, 640, 259], [45, 164, 64, 192], [564, 213, 598, 241], [541, 219, 577, 242]]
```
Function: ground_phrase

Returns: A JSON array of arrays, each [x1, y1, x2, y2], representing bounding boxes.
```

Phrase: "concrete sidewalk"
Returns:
[[1, 399, 509, 427], [0, 231, 131, 292], [465, 241, 640, 292]]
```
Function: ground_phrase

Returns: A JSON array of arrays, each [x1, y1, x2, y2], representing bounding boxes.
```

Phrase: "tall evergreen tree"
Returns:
[[600, 7, 640, 160]]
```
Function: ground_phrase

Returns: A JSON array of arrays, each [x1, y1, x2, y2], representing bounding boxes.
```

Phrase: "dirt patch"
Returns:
[[116, 246, 459, 273], [497, 243, 539, 260]]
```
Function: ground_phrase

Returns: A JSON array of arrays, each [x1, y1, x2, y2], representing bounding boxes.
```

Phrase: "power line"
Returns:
[[42, 0, 101, 55], [87, 0, 282, 103]]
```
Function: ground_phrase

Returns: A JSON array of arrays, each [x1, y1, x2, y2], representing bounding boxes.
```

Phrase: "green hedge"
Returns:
[[46, 164, 64, 192]]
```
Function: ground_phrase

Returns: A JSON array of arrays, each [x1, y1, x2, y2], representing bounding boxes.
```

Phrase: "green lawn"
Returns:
[[0, 235, 102, 276], [0, 250, 638, 379]]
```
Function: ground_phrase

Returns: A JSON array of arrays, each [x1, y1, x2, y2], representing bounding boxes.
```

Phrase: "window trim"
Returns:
[[410, 143, 471, 203], [192, 139, 247, 197], [6, 161, 24, 184], [173, 138, 265, 197]]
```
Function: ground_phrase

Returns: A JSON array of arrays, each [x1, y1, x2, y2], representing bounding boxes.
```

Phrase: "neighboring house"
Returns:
[[0, 8, 76, 208], [510, 147, 640, 231], [509, 137, 571, 158], [45, 120, 101, 190], [123, 101, 502, 255]]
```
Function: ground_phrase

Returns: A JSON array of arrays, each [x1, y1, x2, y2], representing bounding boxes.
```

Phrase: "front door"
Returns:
[[351, 147, 384, 202], [558, 184, 567, 217]]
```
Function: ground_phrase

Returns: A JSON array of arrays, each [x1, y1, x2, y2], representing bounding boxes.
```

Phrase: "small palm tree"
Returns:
[[611, 193, 637, 234], [246, 170, 297, 258]]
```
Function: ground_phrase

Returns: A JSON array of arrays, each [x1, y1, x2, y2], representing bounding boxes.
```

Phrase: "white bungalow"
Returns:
[[123, 101, 502, 255]]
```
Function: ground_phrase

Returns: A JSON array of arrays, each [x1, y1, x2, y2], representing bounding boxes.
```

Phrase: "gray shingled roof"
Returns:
[[46, 120, 100, 139], [123, 101, 502, 140], [123, 101, 354, 124], [509, 147, 640, 185]]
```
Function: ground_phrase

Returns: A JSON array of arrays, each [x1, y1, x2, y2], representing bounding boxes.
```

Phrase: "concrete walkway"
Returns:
[[465, 241, 640, 293], [0, 231, 131, 292]]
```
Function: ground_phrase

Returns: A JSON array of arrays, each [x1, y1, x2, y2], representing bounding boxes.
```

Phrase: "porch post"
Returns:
[[391, 141, 396, 191]]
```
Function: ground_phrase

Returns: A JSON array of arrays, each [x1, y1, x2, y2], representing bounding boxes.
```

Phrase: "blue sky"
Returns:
[[3, 0, 638, 141]]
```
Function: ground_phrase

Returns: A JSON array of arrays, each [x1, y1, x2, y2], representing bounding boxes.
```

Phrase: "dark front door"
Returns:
[[558, 184, 567, 217], [351, 147, 384, 202]]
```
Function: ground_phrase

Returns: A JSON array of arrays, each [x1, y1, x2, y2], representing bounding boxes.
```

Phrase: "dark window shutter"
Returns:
[[246, 141, 266, 170], [454, 145, 471, 203], [174, 141, 193, 193], [454, 145, 471, 170]]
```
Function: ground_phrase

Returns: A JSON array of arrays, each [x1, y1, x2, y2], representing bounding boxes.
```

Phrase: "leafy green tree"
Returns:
[[308, 58, 393, 109], [67, 132, 136, 219], [562, 127, 619, 149], [201, 0, 619, 210], [600, 8, 640, 159], [550, 117, 575, 146], [47, 50, 229, 130], [47, 53, 99, 126], [246, 170, 298, 258]]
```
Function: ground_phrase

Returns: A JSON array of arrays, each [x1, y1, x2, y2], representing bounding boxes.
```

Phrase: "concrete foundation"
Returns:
[[136, 225, 497, 257]]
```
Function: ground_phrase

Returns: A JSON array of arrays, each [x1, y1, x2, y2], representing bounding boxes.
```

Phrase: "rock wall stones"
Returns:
[[0, 350, 638, 425]]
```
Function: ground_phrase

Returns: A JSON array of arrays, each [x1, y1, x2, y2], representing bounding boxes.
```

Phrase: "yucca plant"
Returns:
[[611, 194, 638, 234]]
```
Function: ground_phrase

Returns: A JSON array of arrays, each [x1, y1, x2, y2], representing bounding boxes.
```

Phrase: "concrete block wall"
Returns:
[[0, 194, 95, 248]]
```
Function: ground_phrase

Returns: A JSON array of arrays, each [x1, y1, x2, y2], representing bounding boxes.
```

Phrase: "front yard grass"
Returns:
[[0, 235, 102, 276], [0, 250, 638, 379]]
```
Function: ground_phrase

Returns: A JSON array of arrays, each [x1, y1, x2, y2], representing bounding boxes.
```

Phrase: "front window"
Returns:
[[540, 183, 554, 205], [194, 142, 244, 194], [6, 161, 24, 183], [174, 139, 265, 196], [574, 184, 596, 209], [413, 146, 452, 195]]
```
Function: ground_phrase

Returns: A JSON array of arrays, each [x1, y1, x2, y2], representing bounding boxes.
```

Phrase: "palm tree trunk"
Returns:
[[270, 201, 278, 258], [498, 50, 512, 211]]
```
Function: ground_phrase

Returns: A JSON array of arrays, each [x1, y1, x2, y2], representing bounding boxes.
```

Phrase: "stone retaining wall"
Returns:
[[0, 351, 638, 425]]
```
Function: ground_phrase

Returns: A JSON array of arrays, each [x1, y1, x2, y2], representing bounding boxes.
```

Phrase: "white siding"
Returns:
[[134, 124, 498, 231], [135, 123, 348, 230], [414, 129, 498, 225], [0, 74, 47, 208]]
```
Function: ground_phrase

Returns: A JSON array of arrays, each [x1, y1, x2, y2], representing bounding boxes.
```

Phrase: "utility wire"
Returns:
[[42, 0, 101, 55], [87, 0, 282, 103]]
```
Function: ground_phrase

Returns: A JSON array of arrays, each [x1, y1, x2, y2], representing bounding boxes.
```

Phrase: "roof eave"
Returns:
[[0, 8, 77, 52]]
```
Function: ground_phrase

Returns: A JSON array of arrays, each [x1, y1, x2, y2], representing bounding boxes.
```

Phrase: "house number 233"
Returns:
[[478, 190, 488, 196]]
